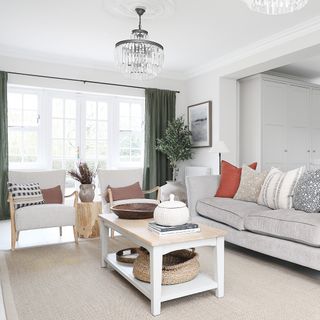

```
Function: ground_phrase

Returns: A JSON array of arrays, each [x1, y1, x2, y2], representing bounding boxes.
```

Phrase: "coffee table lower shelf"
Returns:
[[105, 253, 218, 302]]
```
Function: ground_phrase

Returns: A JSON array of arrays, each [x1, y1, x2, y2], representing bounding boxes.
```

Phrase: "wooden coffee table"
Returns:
[[99, 213, 226, 316]]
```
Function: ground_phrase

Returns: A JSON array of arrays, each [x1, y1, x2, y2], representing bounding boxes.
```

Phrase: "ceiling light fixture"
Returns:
[[243, 0, 309, 15], [114, 7, 164, 80]]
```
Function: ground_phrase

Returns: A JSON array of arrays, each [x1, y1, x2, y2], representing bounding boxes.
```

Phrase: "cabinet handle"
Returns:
[[307, 150, 311, 153], [284, 149, 288, 153], [313, 150, 316, 153]]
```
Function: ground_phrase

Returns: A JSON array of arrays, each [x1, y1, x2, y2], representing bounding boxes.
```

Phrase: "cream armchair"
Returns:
[[8, 170, 78, 250], [97, 168, 160, 213]]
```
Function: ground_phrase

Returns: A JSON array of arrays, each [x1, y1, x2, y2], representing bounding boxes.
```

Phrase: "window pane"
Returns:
[[120, 102, 130, 117], [52, 139, 64, 157], [52, 119, 64, 138], [52, 98, 64, 118], [132, 103, 142, 119], [65, 140, 77, 156], [131, 149, 141, 162], [97, 160, 107, 169], [65, 159, 76, 171], [97, 121, 107, 139], [131, 117, 142, 130], [86, 140, 96, 158], [97, 141, 108, 156], [86, 120, 96, 139], [119, 132, 130, 148], [8, 109, 22, 127], [65, 99, 76, 118], [52, 159, 63, 169], [98, 102, 108, 120], [120, 117, 130, 130], [131, 132, 142, 149], [86, 101, 96, 119], [23, 94, 38, 110], [8, 93, 22, 110], [8, 130, 22, 161], [120, 149, 130, 162], [23, 131, 38, 159], [65, 120, 76, 139], [23, 110, 38, 127]]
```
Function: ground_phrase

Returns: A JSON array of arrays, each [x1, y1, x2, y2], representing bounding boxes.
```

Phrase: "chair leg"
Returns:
[[111, 229, 115, 238], [11, 228, 16, 251], [59, 226, 62, 237], [16, 231, 20, 242], [73, 226, 79, 244]]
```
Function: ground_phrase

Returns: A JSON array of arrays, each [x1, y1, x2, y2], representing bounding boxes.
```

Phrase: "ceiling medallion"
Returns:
[[114, 7, 164, 80], [242, 0, 309, 15], [104, 0, 175, 19]]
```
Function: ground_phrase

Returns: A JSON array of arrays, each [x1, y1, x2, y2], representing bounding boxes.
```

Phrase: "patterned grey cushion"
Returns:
[[8, 182, 44, 210], [293, 170, 320, 213], [234, 166, 268, 203]]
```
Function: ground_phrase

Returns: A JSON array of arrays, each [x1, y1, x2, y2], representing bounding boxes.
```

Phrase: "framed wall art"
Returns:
[[187, 101, 212, 148]]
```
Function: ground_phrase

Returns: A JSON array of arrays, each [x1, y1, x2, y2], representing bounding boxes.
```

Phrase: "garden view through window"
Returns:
[[8, 85, 145, 173]]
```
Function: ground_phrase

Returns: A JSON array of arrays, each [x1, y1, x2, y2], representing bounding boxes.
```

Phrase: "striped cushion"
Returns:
[[257, 167, 305, 210], [8, 182, 44, 210]]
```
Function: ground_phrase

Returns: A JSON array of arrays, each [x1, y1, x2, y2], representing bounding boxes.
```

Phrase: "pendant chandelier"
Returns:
[[243, 0, 309, 15], [115, 7, 164, 80]]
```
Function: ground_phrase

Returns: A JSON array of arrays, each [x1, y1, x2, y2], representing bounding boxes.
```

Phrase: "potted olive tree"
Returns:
[[68, 162, 97, 202], [156, 117, 192, 201]]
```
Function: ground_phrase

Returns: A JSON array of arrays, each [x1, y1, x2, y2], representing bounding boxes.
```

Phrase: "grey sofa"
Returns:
[[186, 175, 320, 271]]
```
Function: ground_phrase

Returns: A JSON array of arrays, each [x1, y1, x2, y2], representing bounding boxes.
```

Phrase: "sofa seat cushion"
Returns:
[[196, 197, 271, 230], [244, 209, 320, 247], [15, 204, 76, 231]]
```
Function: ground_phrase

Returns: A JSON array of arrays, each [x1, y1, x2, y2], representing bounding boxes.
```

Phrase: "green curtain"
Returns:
[[0, 71, 9, 220], [143, 88, 176, 191]]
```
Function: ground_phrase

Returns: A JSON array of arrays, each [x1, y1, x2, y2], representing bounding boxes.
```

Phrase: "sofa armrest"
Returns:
[[186, 175, 220, 216]]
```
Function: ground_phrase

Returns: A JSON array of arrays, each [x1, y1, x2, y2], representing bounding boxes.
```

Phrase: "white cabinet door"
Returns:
[[262, 81, 287, 170], [310, 89, 320, 170], [286, 85, 310, 170]]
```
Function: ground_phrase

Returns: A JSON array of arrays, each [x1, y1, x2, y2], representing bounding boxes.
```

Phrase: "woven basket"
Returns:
[[133, 248, 200, 285]]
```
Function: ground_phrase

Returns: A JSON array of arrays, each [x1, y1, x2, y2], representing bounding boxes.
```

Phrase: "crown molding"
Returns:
[[184, 15, 320, 79], [0, 45, 185, 81]]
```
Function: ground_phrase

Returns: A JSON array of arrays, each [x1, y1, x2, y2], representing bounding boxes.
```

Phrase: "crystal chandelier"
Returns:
[[243, 0, 309, 15], [115, 7, 164, 80]]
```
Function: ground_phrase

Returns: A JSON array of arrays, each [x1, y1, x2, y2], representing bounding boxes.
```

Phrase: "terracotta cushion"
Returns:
[[215, 161, 257, 198], [106, 182, 144, 203], [41, 185, 63, 204]]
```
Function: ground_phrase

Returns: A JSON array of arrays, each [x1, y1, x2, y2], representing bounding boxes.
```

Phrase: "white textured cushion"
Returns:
[[234, 166, 268, 203], [15, 204, 75, 231], [258, 167, 305, 209]]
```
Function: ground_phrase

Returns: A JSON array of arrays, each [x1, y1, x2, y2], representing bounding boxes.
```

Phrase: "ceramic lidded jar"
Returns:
[[154, 194, 190, 226]]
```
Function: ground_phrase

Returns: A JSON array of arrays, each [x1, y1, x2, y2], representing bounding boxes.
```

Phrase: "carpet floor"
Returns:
[[0, 238, 319, 320]]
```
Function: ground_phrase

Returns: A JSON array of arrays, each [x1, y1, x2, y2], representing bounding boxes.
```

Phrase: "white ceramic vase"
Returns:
[[154, 194, 190, 226], [160, 181, 187, 202]]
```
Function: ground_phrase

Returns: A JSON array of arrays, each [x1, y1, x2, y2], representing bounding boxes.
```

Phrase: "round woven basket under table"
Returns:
[[133, 248, 200, 285]]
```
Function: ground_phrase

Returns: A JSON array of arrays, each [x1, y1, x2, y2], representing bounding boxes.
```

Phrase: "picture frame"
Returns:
[[187, 101, 212, 148]]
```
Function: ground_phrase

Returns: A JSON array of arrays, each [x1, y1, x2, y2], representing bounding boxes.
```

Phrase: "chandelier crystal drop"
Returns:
[[115, 7, 164, 80], [245, 0, 308, 15]]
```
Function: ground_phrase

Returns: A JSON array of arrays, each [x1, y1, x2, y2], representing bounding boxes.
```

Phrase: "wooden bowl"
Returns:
[[110, 203, 157, 219]]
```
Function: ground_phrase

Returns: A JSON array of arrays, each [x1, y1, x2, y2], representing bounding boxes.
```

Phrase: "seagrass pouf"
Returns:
[[133, 247, 200, 285]]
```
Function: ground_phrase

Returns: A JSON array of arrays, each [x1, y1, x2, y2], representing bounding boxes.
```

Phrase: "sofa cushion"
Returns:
[[196, 197, 271, 230], [215, 161, 257, 198], [244, 209, 320, 247], [15, 204, 75, 231]]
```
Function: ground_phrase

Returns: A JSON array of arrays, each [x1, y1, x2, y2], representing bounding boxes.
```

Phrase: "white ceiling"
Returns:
[[273, 55, 320, 81], [1, 0, 320, 78]]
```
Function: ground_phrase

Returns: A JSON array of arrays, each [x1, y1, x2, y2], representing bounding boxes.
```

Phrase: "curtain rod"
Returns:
[[6, 71, 180, 94]]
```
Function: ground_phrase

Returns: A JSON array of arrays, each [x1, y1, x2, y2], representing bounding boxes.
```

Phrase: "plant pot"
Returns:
[[79, 184, 95, 202], [160, 181, 187, 202]]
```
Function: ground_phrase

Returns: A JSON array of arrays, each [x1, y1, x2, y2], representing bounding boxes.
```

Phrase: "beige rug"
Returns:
[[0, 238, 320, 320]]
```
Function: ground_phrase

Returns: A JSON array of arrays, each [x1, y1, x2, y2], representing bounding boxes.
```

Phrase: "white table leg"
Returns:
[[150, 247, 162, 316], [213, 236, 224, 298], [99, 219, 109, 268]]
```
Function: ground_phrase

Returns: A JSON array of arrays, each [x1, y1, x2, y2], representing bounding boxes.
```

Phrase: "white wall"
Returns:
[[0, 55, 186, 111], [178, 71, 238, 176]]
